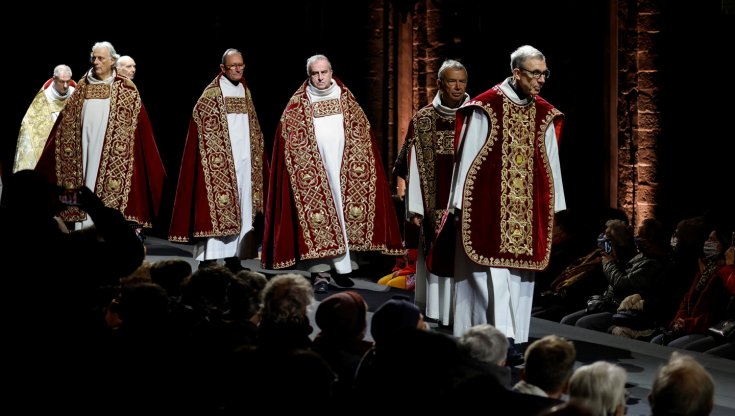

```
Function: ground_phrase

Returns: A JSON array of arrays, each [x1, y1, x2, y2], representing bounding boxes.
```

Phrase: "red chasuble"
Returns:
[[35, 75, 165, 227], [431, 84, 563, 273], [168, 74, 268, 242], [262, 78, 404, 270]]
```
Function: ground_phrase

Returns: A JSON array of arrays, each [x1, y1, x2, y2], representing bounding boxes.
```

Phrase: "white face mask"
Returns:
[[702, 240, 721, 258], [670, 235, 678, 251]]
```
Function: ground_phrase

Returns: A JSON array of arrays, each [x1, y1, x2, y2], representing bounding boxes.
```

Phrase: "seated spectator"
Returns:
[[150, 259, 192, 299], [561, 219, 672, 334], [312, 291, 373, 400], [513, 335, 576, 399], [652, 226, 735, 351], [535, 217, 635, 322], [534, 209, 593, 304], [1, 170, 145, 410], [649, 352, 714, 416], [568, 361, 628, 416], [457, 323, 511, 387]]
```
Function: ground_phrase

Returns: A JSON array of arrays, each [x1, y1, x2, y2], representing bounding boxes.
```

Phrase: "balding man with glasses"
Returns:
[[169, 48, 268, 273], [430, 45, 566, 363]]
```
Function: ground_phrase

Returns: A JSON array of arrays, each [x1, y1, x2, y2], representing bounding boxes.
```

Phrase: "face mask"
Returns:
[[670, 235, 678, 251], [702, 240, 721, 258]]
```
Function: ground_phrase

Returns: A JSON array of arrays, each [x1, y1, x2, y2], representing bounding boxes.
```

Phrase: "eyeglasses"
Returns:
[[224, 63, 245, 70], [519, 67, 550, 79]]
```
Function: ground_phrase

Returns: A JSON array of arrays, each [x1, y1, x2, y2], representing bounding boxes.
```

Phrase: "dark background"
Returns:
[[2, 1, 733, 237]]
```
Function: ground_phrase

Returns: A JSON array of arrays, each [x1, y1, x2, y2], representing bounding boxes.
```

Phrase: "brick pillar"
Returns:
[[616, 0, 662, 228]]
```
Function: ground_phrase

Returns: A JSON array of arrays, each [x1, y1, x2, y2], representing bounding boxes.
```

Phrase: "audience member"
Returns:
[[568, 361, 627, 416], [457, 323, 512, 387], [1, 169, 145, 411], [652, 226, 734, 350], [649, 352, 715, 416], [312, 291, 373, 400], [534, 215, 633, 322], [561, 218, 672, 333], [513, 334, 576, 399]]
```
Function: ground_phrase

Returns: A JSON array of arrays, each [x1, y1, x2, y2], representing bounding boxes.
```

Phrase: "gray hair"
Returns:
[[569, 361, 627, 416], [260, 273, 314, 324], [650, 352, 714, 416], [438, 59, 466, 81], [91, 41, 119, 64], [306, 54, 331, 76], [221, 48, 242, 65], [116, 55, 133, 68], [53, 64, 72, 78], [457, 323, 509, 366], [510, 45, 545, 71]]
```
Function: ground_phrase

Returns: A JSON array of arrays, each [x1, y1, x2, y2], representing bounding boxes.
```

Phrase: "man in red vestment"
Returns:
[[168, 48, 268, 273], [431, 45, 566, 350], [35, 41, 165, 231], [262, 54, 403, 289]]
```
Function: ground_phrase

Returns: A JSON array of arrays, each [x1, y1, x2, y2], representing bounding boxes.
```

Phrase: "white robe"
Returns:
[[194, 77, 253, 261], [449, 78, 566, 341], [300, 80, 353, 274], [76, 70, 114, 230]]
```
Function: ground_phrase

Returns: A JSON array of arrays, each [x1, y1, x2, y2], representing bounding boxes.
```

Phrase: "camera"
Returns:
[[59, 188, 82, 206], [597, 233, 613, 254]]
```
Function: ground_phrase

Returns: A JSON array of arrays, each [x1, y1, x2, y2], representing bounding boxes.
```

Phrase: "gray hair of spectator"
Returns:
[[53, 64, 72, 78], [569, 361, 627, 416], [457, 323, 509, 365], [91, 41, 119, 64], [221, 48, 241, 65], [260, 273, 314, 324], [438, 59, 467, 81], [649, 352, 714, 416], [524, 335, 577, 393], [306, 54, 331, 76], [510, 45, 545, 72]]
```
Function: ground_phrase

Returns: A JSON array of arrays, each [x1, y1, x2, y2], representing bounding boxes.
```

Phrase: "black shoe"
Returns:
[[331, 273, 355, 288], [507, 351, 525, 367], [313, 278, 329, 293], [506, 338, 525, 367]]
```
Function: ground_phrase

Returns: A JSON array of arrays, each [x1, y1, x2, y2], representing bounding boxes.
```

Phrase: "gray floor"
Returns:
[[145, 236, 735, 415]]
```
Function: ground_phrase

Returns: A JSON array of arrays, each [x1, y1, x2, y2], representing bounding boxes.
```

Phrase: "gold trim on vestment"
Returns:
[[311, 98, 341, 118], [54, 77, 142, 224], [282, 88, 346, 260], [85, 83, 110, 99], [14, 89, 65, 172], [193, 83, 242, 237], [461, 93, 560, 270], [225, 96, 248, 114], [191, 79, 265, 238]]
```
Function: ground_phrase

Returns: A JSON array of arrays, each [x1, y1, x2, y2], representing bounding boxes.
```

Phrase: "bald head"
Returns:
[[117, 55, 136, 79]]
